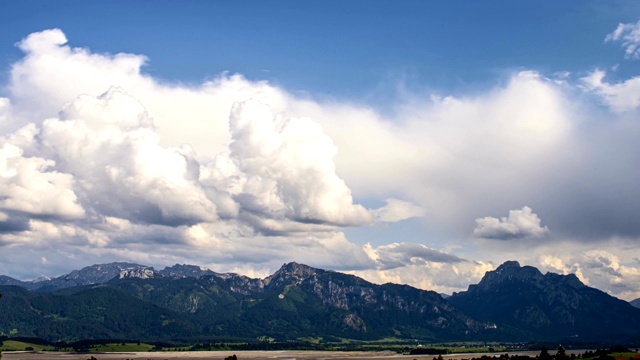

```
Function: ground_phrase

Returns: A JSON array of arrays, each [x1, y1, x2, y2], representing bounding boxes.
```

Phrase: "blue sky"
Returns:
[[4, 1, 639, 100], [2, 1, 640, 300]]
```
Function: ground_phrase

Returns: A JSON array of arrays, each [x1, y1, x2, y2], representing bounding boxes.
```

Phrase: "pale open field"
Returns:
[[0, 350, 571, 360]]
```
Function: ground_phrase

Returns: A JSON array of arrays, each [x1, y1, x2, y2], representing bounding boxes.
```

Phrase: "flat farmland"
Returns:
[[0, 350, 557, 360]]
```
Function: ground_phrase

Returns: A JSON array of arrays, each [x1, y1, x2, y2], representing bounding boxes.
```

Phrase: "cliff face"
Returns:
[[253, 262, 483, 337]]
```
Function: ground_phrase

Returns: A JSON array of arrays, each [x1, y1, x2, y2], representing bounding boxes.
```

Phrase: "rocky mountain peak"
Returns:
[[264, 262, 320, 287], [280, 262, 319, 277], [494, 260, 521, 272], [118, 267, 157, 279], [39, 262, 150, 290], [66, 262, 148, 280], [475, 260, 544, 290], [0, 275, 26, 287], [545, 272, 584, 289], [447, 260, 640, 340], [159, 264, 219, 279]]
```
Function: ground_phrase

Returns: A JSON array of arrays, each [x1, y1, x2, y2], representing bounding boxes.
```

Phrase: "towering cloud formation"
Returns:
[[2, 88, 375, 232], [41, 88, 217, 226], [223, 99, 372, 231], [0, 30, 427, 279]]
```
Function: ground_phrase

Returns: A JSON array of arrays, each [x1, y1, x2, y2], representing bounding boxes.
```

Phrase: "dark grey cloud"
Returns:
[[373, 242, 465, 270], [533, 116, 640, 241], [0, 211, 30, 233]]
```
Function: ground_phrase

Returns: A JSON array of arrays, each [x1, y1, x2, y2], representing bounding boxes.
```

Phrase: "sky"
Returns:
[[2, 1, 640, 301]]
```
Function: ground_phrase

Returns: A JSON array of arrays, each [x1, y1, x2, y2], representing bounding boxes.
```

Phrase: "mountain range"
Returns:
[[0, 262, 220, 291], [1, 261, 639, 343]]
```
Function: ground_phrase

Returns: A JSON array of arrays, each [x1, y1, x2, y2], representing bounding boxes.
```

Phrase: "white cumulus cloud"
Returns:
[[473, 206, 549, 240], [0, 142, 84, 221], [39, 88, 218, 226], [222, 99, 372, 229], [580, 69, 640, 112]]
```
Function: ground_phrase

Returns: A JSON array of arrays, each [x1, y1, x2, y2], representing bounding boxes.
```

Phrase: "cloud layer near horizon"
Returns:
[[2, 28, 640, 300]]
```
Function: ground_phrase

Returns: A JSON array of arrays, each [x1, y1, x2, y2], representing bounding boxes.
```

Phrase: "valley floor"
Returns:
[[0, 350, 568, 360]]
